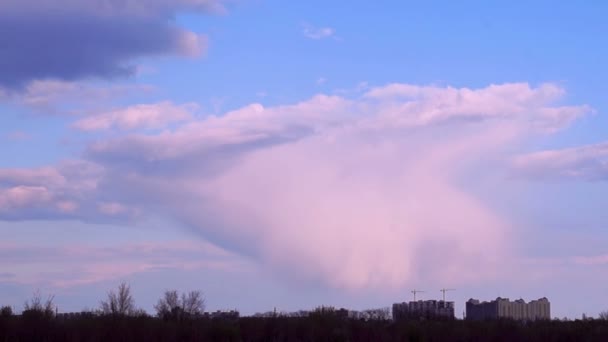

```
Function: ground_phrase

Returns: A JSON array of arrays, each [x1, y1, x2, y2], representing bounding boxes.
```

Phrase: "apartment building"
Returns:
[[466, 297, 550, 321], [392, 300, 455, 320]]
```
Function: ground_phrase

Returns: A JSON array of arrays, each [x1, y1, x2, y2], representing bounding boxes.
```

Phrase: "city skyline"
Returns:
[[1, 1, 608, 319]]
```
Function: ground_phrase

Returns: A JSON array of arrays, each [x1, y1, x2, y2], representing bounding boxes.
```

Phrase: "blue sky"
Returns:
[[1, 0, 607, 318]]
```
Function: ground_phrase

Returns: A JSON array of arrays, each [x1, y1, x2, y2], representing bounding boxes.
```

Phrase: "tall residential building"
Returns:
[[392, 300, 455, 320], [466, 297, 550, 321]]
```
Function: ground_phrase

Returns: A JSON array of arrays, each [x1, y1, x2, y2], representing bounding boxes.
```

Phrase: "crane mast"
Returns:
[[410, 289, 425, 301], [440, 288, 455, 301]]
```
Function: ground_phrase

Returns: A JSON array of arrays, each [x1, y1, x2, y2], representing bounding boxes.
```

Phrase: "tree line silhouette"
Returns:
[[1, 282, 608, 341]]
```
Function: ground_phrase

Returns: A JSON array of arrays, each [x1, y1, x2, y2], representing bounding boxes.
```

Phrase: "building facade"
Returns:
[[392, 300, 455, 320], [466, 297, 550, 321]]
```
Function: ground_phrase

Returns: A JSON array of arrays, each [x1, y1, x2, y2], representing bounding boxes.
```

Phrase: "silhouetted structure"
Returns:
[[55, 311, 97, 320], [205, 310, 240, 320], [392, 300, 455, 320], [466, 297, 550, 321]]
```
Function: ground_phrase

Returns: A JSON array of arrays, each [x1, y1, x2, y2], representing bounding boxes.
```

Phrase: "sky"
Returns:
[[1, 0, 607, 319]]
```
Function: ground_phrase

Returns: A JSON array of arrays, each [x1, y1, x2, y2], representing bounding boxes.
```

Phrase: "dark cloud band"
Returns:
[[0, 1, 213, 89]]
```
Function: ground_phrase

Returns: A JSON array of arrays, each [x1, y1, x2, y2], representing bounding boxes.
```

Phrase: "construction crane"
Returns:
[[440, 288, 455, 301], [411, 289, 425, 301]]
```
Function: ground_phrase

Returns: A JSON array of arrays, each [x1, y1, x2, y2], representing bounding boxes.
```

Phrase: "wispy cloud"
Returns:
[[4, 131, 31, 141], [72, 101, 198, 131], [0, 272, 15, 280], [0, 240, 245, 288], [572, 254, 608, 266], [302, 22, 336, 40], [512, 142, 608, 181], [3, 80, 156, 115], [333, 81, 369, 95]]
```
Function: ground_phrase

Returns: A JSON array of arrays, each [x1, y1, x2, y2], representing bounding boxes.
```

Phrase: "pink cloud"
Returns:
[[56, 201, 78, 213], [73, 101, 197, 131], [572, 254, 608, 266], [0, 82, 593, 291], [0, 186, 52, 210], [512, 142, 608, 180], [0, 240, 245, 288], [85, 95, 352, 165], [198, 123, 513, 289], [0, 161, 104, 219], [0, 167, 67, 187], [176, 32, 208, 57], [4, 131, 31, 141], [97, 202, 130, 216]]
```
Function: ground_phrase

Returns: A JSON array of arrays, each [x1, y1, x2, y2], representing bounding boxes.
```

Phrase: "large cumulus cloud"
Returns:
[[0, 0, 222, 89], [0, 83, 593, 290]]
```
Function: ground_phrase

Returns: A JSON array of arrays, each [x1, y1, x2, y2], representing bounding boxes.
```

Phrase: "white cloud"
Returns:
[[302, 23, 336, 40]]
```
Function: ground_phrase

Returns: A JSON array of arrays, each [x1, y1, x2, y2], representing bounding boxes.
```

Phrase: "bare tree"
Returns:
[[0, 305, 13, 317], [182, 291, 205, 316], [100, 282, 135, 316], [599, 311, 608, 320], [154, 289, 205, 319], [23, 290, 55, 317], [155, 290, 179, 315]]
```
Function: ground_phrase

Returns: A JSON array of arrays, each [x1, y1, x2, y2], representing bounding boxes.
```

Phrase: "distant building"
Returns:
[[466, 297, 550, 321], [392, 300, 455, 320], [55, 311, 98, 320], [205, 310, 240, 320]]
